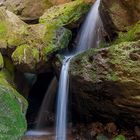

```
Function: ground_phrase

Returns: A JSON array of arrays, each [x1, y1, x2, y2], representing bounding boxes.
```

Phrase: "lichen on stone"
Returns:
[[40, 0, 91, 26], [0, 69, 28, 140], [12, 44, 39, 71], [114, 21, 140, 44], [70, 40, 140, 94]]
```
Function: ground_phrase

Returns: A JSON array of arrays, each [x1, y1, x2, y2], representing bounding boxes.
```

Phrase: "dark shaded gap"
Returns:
[[26, 72, 54, 129]]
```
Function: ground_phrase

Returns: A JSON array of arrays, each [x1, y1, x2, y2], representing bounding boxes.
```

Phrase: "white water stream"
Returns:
[[55, 0, 102, 140]]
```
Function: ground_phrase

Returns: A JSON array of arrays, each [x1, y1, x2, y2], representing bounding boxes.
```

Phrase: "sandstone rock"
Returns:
[[70, 40, 140, 125], [11, 26, 71, 73], [0, 7, 27, 49], [0, 8, 72, 72], [100, 0, 140, 37], [0, 0, 90, 72], [0, 0, 53, 22], [0, 69, 27, 140], [40, 0, 91, 28]]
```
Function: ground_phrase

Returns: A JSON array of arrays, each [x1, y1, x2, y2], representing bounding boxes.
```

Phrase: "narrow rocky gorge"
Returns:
[[0, 0, 139, 140]]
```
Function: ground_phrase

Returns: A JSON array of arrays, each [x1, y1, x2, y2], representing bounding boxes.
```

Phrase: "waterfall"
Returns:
[[36, 77, 57, 130], [55, 0, 102, 139], [55, 57, 71, 140]]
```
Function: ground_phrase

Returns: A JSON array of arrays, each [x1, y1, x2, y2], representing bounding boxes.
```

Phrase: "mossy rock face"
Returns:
[[0, 7, 72, 72], [11, 44, 39, 72], [100, 0, 140, 37], [70, 40, 140, 124], [114, 21, 140, 44], [0, 0, 91, 73], [0, 52, 4, 69], [11, 26, 72, 73], [0, 69, 28, 140], [0, 7, 28, 48], [0, 0, 53, 21], [40, 0, 91, 27]]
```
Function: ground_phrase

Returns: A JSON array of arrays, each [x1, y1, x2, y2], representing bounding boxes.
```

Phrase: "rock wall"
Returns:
[[70, 21, 140, 125], [100, 0, 140, 38]]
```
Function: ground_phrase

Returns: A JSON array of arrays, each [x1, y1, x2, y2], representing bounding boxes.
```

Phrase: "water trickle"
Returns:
[[36, 77, 57, 130], [55, 57, 71, 140], [55, 0, 102, 140]]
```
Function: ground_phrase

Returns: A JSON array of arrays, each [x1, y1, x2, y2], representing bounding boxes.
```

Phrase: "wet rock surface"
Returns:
[[70, 40, 140, 125], [72, 122, 139, 140]]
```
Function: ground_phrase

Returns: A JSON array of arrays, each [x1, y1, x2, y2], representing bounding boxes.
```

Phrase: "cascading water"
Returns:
[[36, 77, 57, 130], [25, 77, 57, 137], [55, 0, 102, 139], [55, 57, 71, 140]]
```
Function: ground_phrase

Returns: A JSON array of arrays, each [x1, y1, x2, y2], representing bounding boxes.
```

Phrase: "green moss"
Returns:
[[12, 44, 39, 71], [0, 22, 7, 48], [113, 135, 126, 140], [42, 27, 72, 59], [12, 44, 39, 63], [39, 0, 90, 55], [0, 70, 27, 140], [0, 52, 4, 69], [18, 25, 29, 35], [114, 21, 140, 44], [40, 0, 91, 26], [70, 48, 100, 80], [109, 41, 140, 82], [7, 25, 28, 47], [99, 41, 107, 48], [0, 22, 7, 39], [3, 57, 15, 79], [71, 40, 140, 84], [107, 71, 118, 81], [7, 36, 24, 47]]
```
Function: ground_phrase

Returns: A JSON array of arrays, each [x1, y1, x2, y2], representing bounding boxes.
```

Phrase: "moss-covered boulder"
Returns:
[[11, 25, 71, 73], [11, 44, 39, 72], [0, 7, 28, 49], [0, 7, 72, 72], [0, 0, 53, 22], [3, 0, 90, 73], [70, 40, 140, 124], [40, 0, 91, 27], [100, 0, 140, 37], [0, 0, 91, 73], [0, 69, 28, 140]]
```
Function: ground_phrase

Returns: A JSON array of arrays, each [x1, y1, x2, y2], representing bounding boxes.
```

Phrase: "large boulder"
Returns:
[[0, 0, 53, 22], [0, 7, 27, 49], [40, 0, 91, 27], [0, 0, 91, 73], [11, 26, 71, 73], [0, 7, 72, 72], [0, 0, 92, 23], [69, 22, 140, 124], [0, 69, 28, 140], [100, 0, 140, 37]]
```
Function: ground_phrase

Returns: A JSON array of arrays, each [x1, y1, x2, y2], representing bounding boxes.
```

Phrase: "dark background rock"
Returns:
[[69, 41, 140, 126], [99, 0, 140, 39]]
